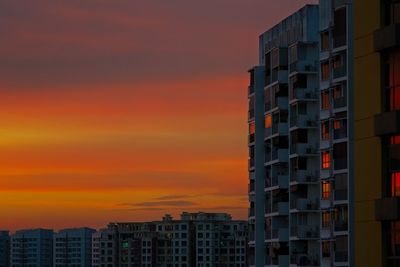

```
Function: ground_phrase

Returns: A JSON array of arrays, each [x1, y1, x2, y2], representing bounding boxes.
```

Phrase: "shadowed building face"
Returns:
[[0, 0, 317, 230]]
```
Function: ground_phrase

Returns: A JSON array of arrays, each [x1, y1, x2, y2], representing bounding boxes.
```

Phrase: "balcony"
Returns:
[[271, 228, 289, 241], [272, 122, 289, 136], [271, 97, 288, 110], [334, 251, 348, 263], [333, 128, 347, 140], [248, 207, 255, 218], [374, 110, 400, 136], [290, 225, 319, 239], [271, 255, 290, 267], [291, 89, 318, 101], [333, 158, 347, 170], [267, 175, 289, 190], [290, 115, 318, 128], [332, 65, 347, 80], [374, 23, 400, 52], [290, 144, 318, 156], [248, 158, 255, 169], [271, 202, 289, 215], [375, 197, 400, 221], [248, 133, 255, 144], [290, 254, 319, 266], [333, 35, 346, 48], [334, 220, 348, 232], [333, 96, 347, 109], [265, 229, 272, 240], [290, 198, 319, 212], [289, 62, 317, 74], [248, 182, 255, 194], [249, 109, 255, 120], [271, 149, 289, 163], [334, 189, 348, 201], [290, 170, 318, 184]]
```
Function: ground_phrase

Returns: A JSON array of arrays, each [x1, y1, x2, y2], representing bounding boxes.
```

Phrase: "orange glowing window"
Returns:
[[322, 211, 330, 228], [321, 120, 330, 140], [322, 151, 330, 169], [322, 181, 331, 199], [392, 172, 400, 197], [265, 114, 272, 129], [388, 51, 400, 111], [333, 120, 341, 130], [321, 90, 330, 110], [249, 122, 255, 135], [321, 61, 330, 81]]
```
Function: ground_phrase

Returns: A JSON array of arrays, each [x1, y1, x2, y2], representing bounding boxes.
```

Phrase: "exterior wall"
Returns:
[[353, 1, 382, 266], [0, 231, 10, 267], [10, 229, 53, 267], [53, 227, 95, 267]]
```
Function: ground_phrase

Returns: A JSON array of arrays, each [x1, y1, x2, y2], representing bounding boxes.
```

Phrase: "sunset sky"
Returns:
[[0, 0, 317, 230]]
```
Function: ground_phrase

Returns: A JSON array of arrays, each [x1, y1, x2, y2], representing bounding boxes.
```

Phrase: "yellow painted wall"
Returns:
[[353, 0, 382, 266]]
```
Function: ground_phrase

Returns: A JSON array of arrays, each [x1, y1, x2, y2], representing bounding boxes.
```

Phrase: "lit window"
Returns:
[[321, 61, 330, 81], [386, 51, 400, 111], [333, 85, 344, 99], [392, 135, 400, 144], [322, 241, 330, 257], [332, 55, 342, 69], [265, 114, 272, 129], [321, 120, 330, 140], [322, 181, 331, 199], [321, 90, 330, 110], [322, 151, 330, 169], [392, 172, 400, 197], [249, 122, 255, 135], [322, 211, 330, 228], [321, 31, 330, 51]]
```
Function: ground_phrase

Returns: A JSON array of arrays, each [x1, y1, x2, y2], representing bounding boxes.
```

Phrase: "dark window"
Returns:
[[321, 31, 330, 51]]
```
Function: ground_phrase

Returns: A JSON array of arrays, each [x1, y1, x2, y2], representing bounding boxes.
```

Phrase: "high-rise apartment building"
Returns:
[[248, 2, 354, 266], [353, 0, 400, 266], [10, 229, 53, 267], [53, 227, 95, 267], [0, 231, 10, 267], [92, 212, 248, 267]]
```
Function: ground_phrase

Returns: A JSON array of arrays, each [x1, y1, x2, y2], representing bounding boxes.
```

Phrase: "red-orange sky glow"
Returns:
[[0, 0, 317, 231]]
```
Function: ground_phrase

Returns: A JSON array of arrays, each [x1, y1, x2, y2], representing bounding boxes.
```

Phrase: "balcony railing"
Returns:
[[248, 133, 255, 143], [248, 85, 255, 95], [335, 251, 348, 262], [248, 207, 255, 217], [290, 254, 319, 266], [333, 66, 347, 79], [290, 170, 319, 183], [290, 115, 318, 128], [334, 189, 348, 201], [333, 96, 347, 109], [333, 128, 347, 139], [248, 158, 255, 169], [334, 220, 348, 232], [248, 183, 255, 194], [334, 158, 347, 170], [249, 109, 254, 120], [290, 225, 319, 239], [290, 198, 319, 211], [333, 35, 346, 48]]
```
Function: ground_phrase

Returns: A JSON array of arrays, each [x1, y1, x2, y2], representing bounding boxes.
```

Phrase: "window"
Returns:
[[289, 45, 298, 64], [321, 120, 330, 140], [265, 88, 271, 111], [322, 241, 331, 257], [385, 1, 400, 25], [321, 90, 330, 110], [249, 122, 255, 135], [322, 151, 331, 169], [388, 221, 400, 266], [265, 114, 272, 129], [332, 55, 343, 69], [392, 173, 400, 197], [321, 61, 330, 80], [322, 211, 331, 228], [385, 51, 400, 111], [333, 85, 344, 99], [322, 181, 331, 199], [321, 31, 329, 51]]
